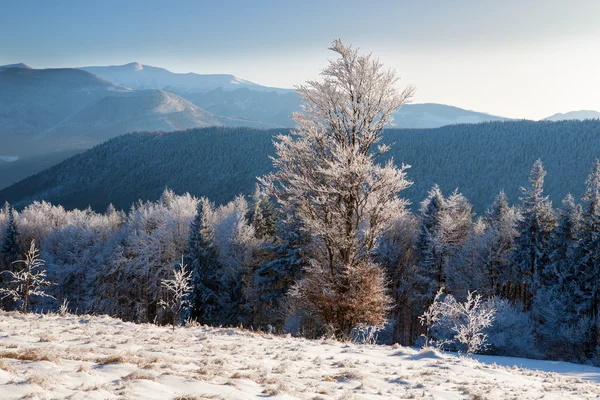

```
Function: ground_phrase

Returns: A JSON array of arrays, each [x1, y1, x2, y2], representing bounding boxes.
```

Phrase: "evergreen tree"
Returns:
[[249, 184, 277, 239], [510, 160, 556, 310], [483, 191, 519, 296], [251, 215, 309, 330], [532, 194, 587, 361], [416, 187, 472, 301], [415, 185, 447, 299], [1, 204, 22, 275], [444, 219, 489, 300], [545, 194, 581, 287], [185, 199, 221, 324], [376, 212, 420, 345], [573, 159, 600, 355]]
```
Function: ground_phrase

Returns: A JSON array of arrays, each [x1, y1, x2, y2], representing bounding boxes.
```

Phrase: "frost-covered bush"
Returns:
[[420, 289, 496, 355], [0, 240, 55, 313], [159, 256, 193, 331]]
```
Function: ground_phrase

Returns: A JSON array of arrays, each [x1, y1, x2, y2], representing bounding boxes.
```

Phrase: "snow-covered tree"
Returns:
[[532, 287, 593, 361], [249, 184, 277, 240], [251, 215, 309, 331], [188, 196, 261, 326], [261, 40, 414, 337], [185, 198, 221, 324], [377, 211, 420, 344], [416, 187, 473, 301], [572, 159, 600, 355], [444, 218, 490, 300], [1, 204, 22, 275], [545, 194, 581, 287], [418, 288, 452, 348], [530, 194, 584, 359], [416, 185, 447, 299], [510, 160, 556, 309], [159, 256, 193, 331], [100, 190, 199, 323], [0, 240, 54, 313], [445, 192, 520, 301], [483, 191, 520, 296]]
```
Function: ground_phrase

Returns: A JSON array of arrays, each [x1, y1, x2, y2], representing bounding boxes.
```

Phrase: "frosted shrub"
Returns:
[[159, 256, 193, 331], [58, 299, 70, 316], [349, 323, 382, 345], [420, 289, 496, 355], [452, 291, 496, 355], [0, 240, 55, 313]]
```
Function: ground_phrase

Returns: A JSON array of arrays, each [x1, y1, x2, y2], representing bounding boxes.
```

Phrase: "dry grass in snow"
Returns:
[[0, 311, 599, 399]]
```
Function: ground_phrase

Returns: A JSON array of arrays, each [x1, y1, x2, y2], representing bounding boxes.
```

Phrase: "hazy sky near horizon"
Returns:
[[1, 0, 599, 119]]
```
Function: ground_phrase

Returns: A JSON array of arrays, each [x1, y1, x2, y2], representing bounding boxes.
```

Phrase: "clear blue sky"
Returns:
[[1, 0, 599, 119]]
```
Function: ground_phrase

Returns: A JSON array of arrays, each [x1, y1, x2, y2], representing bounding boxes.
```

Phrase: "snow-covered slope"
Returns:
[[0, 311, 598, 399], [81, 62, 290, 94], [544, 110, 600, 121]]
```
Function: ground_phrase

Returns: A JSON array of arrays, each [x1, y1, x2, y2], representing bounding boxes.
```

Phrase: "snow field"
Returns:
[[1, 311, 600, 399]]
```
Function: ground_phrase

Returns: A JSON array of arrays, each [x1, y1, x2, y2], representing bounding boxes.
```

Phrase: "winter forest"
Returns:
[[2, 40, 600, 368]]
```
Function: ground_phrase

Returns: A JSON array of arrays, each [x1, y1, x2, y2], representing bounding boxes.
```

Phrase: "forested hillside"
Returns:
[[0, 149, 84, 190], [2, 119, 600, 213]]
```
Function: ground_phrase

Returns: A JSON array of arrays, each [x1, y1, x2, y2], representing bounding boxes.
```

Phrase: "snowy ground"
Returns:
[[1, 311, 599, 399]]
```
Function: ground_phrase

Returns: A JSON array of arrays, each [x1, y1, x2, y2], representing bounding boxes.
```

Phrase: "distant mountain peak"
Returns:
[[544, 110, 600, 121], [0, 63, 33, 71], [124, 62, 144, 71]]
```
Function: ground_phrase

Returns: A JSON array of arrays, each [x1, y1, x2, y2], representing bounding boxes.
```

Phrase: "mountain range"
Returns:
[[1, 61, 598, 193], [81, 62, 289, 94]]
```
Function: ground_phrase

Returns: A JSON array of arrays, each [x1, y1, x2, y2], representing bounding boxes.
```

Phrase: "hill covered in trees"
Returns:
[[1, 119, 600, 213]]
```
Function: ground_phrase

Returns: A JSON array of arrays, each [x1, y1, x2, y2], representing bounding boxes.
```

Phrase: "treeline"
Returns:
[[1, 157, 599, 362], [2, 120, 600, 213]]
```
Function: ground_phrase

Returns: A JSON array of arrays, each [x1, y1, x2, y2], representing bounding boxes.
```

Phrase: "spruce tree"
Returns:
[[484, 191, 518, 296], [1, 204, 22, 276], [511, 160, 556, 310], [249, 184, 277, 240], [533, 194, 588, 360], [574, 159, 600, 355], [416, 187, 473, 301], [252, 216, 308, 329], [546, 194, 581, 287], [415, 185, 446, 299], [185, 199, 221, 325]]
